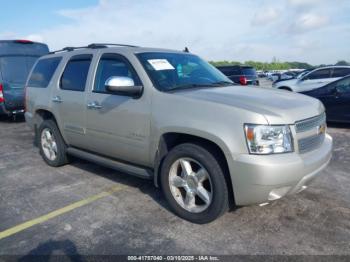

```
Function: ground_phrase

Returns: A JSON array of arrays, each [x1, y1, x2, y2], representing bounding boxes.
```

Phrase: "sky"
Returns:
[[0, 0, 349, 65]]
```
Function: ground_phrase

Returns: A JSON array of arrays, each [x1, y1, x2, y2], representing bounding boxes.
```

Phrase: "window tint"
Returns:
[[306, 69, 331, 80], [332, 68, 350, 78], [0, 56, 37, 86], [28, 57, 62, 88], [60, 55, 92, 92], [335, 77, 350, 93], [94, 54, 141, 93]]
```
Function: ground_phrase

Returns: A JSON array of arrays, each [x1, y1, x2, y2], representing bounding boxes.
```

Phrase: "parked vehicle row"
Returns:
[[272, 66, 350, 92], [24, 44, 332, 223], [301, 75, 350, 123], [0, 40, 49, 116]]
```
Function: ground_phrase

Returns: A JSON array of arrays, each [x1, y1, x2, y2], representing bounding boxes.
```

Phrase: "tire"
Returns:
[[38, 119, 69, 167], [160, 143, 229, 224]]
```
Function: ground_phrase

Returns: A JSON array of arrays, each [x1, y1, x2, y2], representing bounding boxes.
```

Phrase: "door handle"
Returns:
[[87, 102, 102, 109], [52, 96, 63, 103]]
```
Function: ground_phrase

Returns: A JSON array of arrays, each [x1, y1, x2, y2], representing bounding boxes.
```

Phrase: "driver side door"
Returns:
[[85, 53, 151, 166]]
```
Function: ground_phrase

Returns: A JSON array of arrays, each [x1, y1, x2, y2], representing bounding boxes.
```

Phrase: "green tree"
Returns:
[[335, 60, 349, 66]]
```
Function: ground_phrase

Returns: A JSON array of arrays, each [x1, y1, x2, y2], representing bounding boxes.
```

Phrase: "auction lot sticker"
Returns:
[[148, 59, 175, 70]]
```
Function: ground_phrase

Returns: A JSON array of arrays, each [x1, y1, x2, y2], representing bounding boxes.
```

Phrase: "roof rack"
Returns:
[[49, 43, 139, 54], [89, 43, 139, 48]]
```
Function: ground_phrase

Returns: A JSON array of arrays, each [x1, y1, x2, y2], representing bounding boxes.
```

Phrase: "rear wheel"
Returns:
[[160, 143, 229, 224], [38, 120, 69, 167]]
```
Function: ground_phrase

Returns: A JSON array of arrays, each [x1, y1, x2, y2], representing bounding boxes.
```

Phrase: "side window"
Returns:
[[332, 68, 350, 78], [60, 54, 92, 92], [28, 57, 62, 88], [335, 78, 350, 93], [94, 54, 141, 93], [306, 69, 331, 80]]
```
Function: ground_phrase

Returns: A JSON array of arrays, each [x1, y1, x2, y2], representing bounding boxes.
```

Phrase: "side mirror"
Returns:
[[105, 76, 143, 97]]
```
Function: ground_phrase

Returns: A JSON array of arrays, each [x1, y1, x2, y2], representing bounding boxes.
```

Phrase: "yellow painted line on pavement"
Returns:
[[0, 185, 125, 240]]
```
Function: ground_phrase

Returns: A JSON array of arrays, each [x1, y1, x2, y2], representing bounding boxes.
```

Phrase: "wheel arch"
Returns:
[[154, 131, 235, 207], [33, 109, 63, 144]]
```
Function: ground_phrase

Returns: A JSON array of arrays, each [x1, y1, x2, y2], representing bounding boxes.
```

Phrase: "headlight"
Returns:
[[244, 124, 293, 154]]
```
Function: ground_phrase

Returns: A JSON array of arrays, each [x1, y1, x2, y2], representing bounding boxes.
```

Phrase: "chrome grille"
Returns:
[[298, 133, 325, 154], [295, 113, 326, 133]]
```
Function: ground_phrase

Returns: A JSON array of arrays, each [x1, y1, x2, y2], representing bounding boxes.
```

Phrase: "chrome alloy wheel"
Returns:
[[169, 158, 213, 213], [41, 128, 58, 161]]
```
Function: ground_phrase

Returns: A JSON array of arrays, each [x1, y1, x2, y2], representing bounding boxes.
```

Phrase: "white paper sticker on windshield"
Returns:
[[148, 59, 175, 71]]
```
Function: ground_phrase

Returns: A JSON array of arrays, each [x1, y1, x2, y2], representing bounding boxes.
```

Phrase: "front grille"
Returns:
[[298, 133, 325, 154], [295, 113, 326, 133]]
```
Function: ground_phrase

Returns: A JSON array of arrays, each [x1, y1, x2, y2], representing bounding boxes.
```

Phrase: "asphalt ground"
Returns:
[[0, 113, 349, 257]]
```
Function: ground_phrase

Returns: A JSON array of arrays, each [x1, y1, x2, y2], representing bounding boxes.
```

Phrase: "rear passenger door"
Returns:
[[51, 54, 93, 148], [85, 53, 151, 166]]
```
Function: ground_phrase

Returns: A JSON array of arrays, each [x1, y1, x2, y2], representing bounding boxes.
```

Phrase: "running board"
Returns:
[[66, 147, 153, 180]]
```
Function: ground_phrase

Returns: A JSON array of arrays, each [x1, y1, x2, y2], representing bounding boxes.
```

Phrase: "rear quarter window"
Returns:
[[28, 57, 62, 88]]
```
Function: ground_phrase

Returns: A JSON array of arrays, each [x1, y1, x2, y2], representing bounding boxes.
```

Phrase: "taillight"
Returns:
[[0, 84, 4, 103], [14, 40, 33, 44], [239, 76, 248, 85]]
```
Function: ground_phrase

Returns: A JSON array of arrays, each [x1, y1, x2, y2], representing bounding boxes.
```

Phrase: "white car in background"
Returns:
[[273, 66, 350, 92]]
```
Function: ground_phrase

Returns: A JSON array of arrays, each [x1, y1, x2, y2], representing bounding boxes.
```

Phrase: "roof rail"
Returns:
[[88, 43, 139, 48], [49, 43, 139, 54]]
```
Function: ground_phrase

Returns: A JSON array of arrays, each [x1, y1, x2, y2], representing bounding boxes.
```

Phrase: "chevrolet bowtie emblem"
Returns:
[[317, 124, 326, 135]]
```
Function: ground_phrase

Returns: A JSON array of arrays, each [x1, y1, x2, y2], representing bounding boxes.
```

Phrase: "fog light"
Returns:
[[268, 186, 291, 201]]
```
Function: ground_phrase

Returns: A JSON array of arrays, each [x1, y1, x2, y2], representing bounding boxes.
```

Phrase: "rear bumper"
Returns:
[[229, 134, 333, 205], [0, 102, 24, 116]]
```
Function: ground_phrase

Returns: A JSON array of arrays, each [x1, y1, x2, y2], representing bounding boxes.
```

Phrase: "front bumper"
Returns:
[[229, 134, 333, 205]]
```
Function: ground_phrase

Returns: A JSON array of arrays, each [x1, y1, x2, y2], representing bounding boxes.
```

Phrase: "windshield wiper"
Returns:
[[166, 83, 218, 92], [211, 81, 235, 86], [166, 81, 234, 92]]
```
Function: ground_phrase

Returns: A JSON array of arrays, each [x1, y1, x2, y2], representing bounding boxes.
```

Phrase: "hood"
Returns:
[[174, 85, 324, 125]]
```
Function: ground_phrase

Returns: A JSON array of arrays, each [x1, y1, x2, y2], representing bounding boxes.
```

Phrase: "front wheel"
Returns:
[[160, 143, 229, 224]]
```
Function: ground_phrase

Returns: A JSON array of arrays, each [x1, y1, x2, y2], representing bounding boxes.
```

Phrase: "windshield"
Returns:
[[297, 70, 311, 79], [137, 52, 233, 91], [242, 68, 256, 76]]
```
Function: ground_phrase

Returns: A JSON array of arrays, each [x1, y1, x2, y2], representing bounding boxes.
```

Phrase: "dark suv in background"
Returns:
[[216, 65, 259, 86], [0, 40, 49, 117]]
